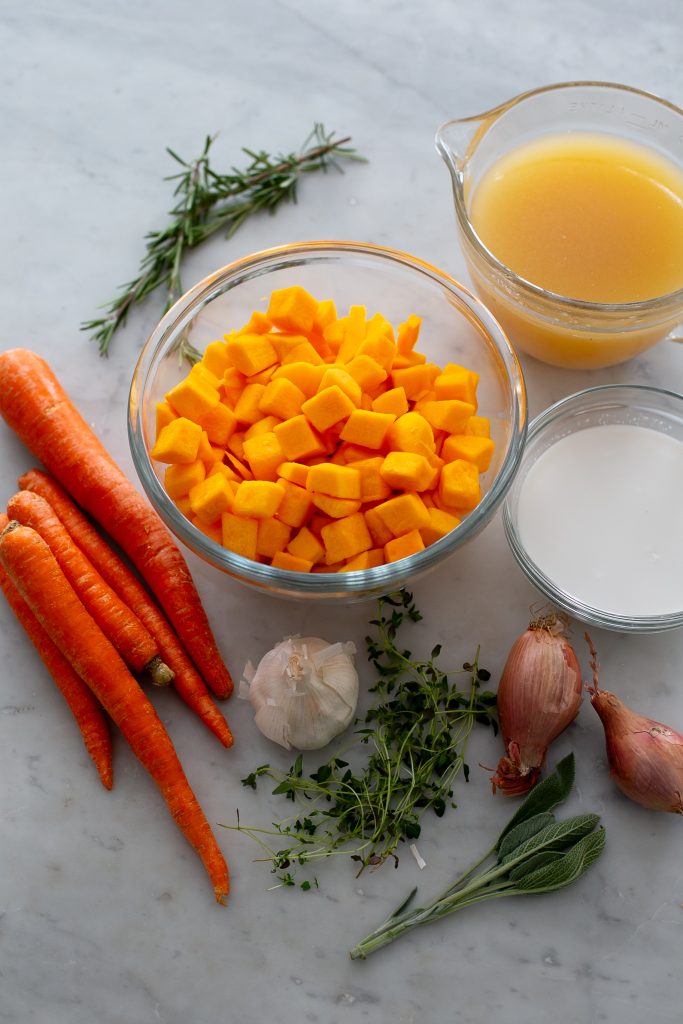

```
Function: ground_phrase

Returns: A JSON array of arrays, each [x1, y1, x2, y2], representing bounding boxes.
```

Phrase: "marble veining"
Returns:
[[1, 2, 683, 1022]]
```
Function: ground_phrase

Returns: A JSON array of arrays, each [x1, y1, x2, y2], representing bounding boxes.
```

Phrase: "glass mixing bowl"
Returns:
[[503, 384, 683, 632], [128, 241, 527, 600]]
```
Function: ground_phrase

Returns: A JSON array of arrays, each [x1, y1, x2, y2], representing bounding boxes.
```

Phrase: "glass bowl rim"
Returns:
[[437, 79, 683, 320], [128, 239, 527, 597], [503, 383, 683, 632]]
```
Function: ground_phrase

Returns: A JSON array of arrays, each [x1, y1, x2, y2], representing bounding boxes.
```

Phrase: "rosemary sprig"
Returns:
[[349, 753, 606, 959], [82, 123, 365, 357], [226, 591, 497, 889]]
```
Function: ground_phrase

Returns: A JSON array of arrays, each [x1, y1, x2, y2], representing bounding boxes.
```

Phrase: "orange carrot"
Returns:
[[18, 469, 233, 747], [0, 513, 113, 789], [7, 490, 174, 688], [0, 520, 230, 903], [0, 349, 233, 699]]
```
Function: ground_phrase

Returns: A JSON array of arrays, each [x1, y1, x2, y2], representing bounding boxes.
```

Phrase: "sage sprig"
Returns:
[[349, 753, 605, 960]]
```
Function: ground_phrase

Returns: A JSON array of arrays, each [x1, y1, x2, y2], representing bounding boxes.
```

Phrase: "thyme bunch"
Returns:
[[227, 591, 497, 889], [82, 124, 365, 357]]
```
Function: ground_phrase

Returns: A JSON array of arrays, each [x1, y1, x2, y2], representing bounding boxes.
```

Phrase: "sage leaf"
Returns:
[[497, 812, 556, 861], [495, 752, 576, 851], [509, 828, 606, 894], [507, 850, 564, 881], [501, 814, 601, 866]]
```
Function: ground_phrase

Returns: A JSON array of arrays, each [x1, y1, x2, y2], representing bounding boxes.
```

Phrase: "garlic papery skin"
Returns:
[[241, 636, 359, 751]]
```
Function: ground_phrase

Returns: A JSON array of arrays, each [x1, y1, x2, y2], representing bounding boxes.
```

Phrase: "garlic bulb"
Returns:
[[241, 636, 359, 751]]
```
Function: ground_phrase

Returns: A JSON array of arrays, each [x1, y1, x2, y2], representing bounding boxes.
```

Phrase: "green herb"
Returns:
[[349, 752, 605, 960], [225, 590, 497, 889], [82, 123, 365, 358]]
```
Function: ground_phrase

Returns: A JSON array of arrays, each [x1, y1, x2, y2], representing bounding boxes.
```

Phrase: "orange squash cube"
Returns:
[[242, 431, 286, 481], [189, 473, 235, 525], [419, 507, 461, 545], [385, 412, 435, 454], [201, 340, 232, 378], [155, 401, 177, 435], [390, 363, 440, 399], [438, 459, 481, 511], [374, 492, 431, 536], [307, 463, 362, 499], [259, 376, 306, 420], [191, 516, 223, 545], [318, 367, 363, 407], [464, 415, 491, 438], [221, 512, 258, 560], [267, 285, 319, 334], [255, 517, 292, 559], [273, 415, 325, 461], [371, 387, 409, 418], [339, 410, 395, 449], [312, 493, 363, 519], [441, 435, 495, 472], [272, 361, 326, 397], [396, 314, 422, 354], [276, 462, 310, 487], [379, 451, 435, 492], [286, 526, 325, 564], [270, 551, 314, 573], [345, 354, 389, 391], [164, 459, 206, 500], [233, 480, 285, 519], [275, 480, 314, 528], [341, 548, 385, 571], [419, 399, 475, 434], [349, 457, 392, 502], [301, 385, 356, 432], [225, 333, 278, 377], [151, 417, 203, 464], [384, 529, 426, 563], [234, 383, 268, 426], [321, 512, 372, 564], [363, 506, 395, 547], [433, 366, 479, 407], [197, 401, 237, 448], [165, 372, 220, 422]]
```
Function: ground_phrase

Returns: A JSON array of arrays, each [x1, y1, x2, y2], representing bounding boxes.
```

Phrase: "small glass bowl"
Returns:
[[503, 385, 683, 633], [128, 241, 527, 601]]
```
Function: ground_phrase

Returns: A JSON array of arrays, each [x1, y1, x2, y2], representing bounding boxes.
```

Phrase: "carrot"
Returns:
[[0, 349, 233, 699], [18, 469, 233, 747], [0, 520, 230, 903], [0, 513, 113, 789], [7, 490, 174, 688]]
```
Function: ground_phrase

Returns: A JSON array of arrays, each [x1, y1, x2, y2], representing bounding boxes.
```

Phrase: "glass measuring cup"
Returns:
[[436, 81, 683, 369]]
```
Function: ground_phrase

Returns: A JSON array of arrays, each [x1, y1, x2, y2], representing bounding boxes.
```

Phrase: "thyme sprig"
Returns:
[[226, 591, 497, 889], [82, 124, 365, 357]]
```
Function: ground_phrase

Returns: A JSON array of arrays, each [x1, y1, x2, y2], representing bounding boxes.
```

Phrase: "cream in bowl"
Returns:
[[504, 385, 683, 632]]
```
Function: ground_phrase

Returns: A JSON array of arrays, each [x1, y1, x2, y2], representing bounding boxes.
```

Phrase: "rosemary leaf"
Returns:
[[82, 123, 365, 356]]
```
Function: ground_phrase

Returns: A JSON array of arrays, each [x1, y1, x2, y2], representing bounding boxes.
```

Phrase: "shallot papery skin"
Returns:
[[589, 689, 683, 815], [492, 615, 583, 795]]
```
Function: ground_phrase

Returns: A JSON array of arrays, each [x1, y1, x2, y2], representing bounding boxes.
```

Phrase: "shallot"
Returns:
[[586, 635, 683, 815], [491, 613, 582, 795]]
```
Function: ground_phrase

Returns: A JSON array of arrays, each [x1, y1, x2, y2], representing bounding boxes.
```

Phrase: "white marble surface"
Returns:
[[2, 2, 683, 1022]]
